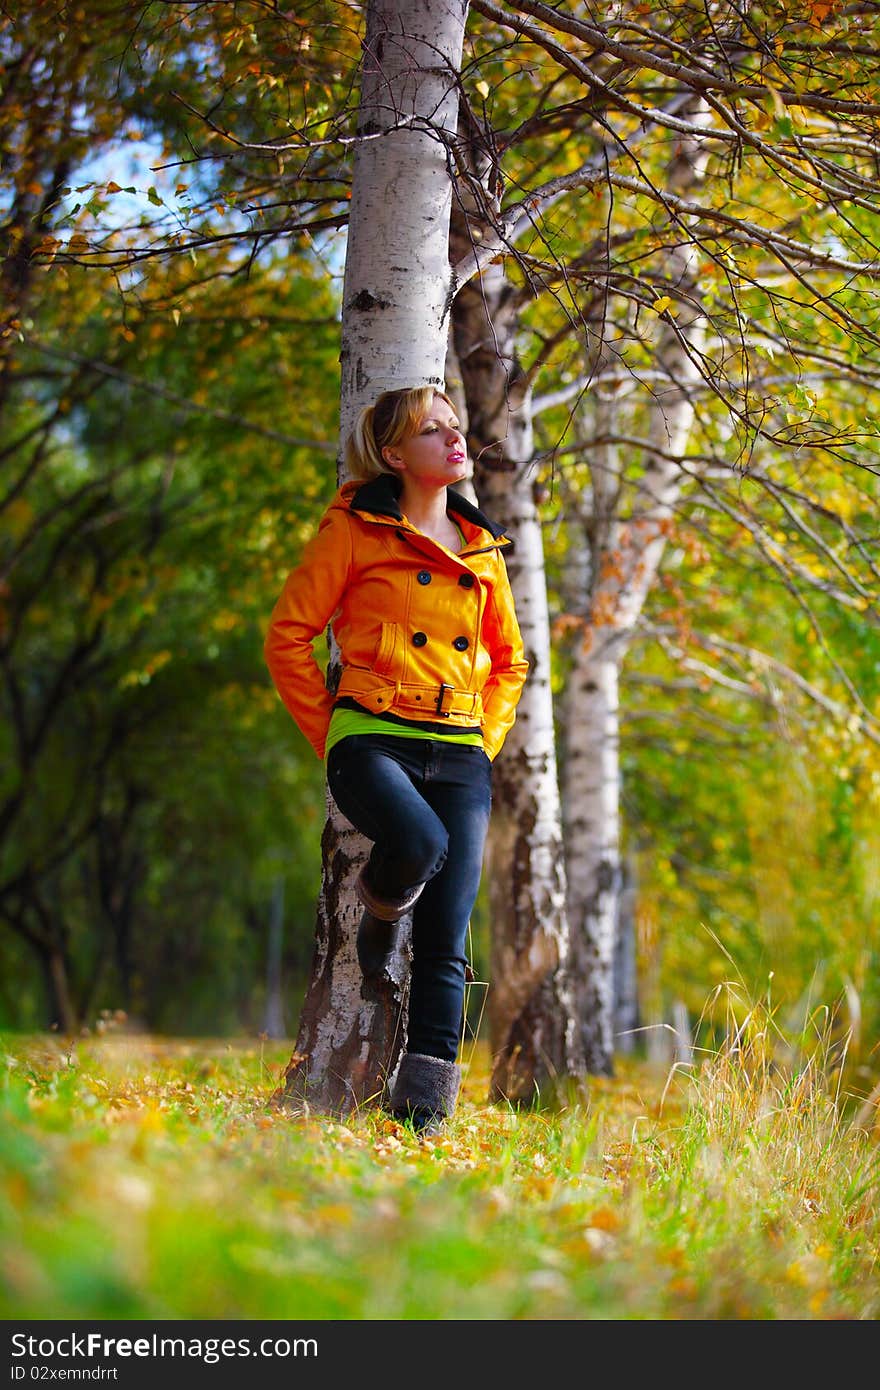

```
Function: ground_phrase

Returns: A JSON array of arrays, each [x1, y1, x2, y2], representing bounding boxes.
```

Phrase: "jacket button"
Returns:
[[412, 631, 428, 647], [458, 573, 475, 589], [453, 636, 469, 651], [417, 570, 432, 585]]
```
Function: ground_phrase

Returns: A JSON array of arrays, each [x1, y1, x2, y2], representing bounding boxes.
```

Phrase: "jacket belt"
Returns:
[[336, 668, 483, 722], [394, 680, 483, 721]]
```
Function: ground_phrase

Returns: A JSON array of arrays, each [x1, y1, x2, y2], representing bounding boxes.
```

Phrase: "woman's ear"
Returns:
[[382, 448, 404, 473]]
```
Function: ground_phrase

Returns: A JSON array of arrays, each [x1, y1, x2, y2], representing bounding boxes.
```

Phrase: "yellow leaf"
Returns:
[[809, 0, 836, 24], [475, 79, 490, 99], [653, 295, 674, 315], [33, 236, 61, 265], [587, 1206, 622, 1232], [67, 234, 90, 255]]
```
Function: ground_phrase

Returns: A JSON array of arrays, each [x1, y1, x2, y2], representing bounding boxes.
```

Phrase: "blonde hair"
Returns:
[[344, 387, 457, 482]]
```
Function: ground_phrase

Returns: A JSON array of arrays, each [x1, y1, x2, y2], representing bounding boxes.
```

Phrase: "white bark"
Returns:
[[672, 999, 694, 1066], [565, 353, 706, 1069], [339, 0, 467, 437], [279, 0, 468, 1115]]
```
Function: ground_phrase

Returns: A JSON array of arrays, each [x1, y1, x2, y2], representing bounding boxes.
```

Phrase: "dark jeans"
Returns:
[[326, 733, 492, 1063]]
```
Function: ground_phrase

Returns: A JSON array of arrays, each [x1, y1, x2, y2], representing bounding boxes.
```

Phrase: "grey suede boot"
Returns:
[[389, 1052, 461, 1136], [355, 866, 424, 981]]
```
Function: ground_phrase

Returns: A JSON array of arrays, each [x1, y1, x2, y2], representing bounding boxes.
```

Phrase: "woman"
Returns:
[[264, 386, 529, 1134]]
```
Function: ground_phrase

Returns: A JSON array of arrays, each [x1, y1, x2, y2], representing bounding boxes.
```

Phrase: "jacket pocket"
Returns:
[[374, 622, 399, 676], [336, 669, 397, 716]]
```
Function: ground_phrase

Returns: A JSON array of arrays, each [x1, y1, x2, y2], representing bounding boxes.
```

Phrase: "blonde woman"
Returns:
[[265, 387, 528, 1133]]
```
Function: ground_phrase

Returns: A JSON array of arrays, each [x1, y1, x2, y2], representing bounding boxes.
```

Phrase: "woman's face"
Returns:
[[382, 395, 467, 487]]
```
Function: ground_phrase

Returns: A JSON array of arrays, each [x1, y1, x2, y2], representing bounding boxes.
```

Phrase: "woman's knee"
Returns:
[[386, 820, 449, 885]]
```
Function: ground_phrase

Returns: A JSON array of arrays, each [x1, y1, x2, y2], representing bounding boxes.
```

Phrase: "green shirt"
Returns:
[[325, 706, 484, 759]]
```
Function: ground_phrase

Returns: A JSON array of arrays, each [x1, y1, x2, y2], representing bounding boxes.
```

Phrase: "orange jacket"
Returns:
[[265, 474, 529, 761]]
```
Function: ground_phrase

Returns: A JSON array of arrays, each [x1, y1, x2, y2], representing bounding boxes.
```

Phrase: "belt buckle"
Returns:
[[435, 682, 453, 717]]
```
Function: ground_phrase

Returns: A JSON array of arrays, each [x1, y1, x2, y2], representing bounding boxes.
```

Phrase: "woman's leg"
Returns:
[[328, 734, 492, 1129], [326, 735, 449, 898], [327, 735, 454, 980], [406, 743, 492, 1063]]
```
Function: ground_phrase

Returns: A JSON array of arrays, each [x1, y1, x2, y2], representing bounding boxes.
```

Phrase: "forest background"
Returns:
[[2, 0, 880, 1116]]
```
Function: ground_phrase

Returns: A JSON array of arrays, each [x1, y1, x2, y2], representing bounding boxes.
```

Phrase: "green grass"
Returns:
[[1, 1012, 878, 1320]]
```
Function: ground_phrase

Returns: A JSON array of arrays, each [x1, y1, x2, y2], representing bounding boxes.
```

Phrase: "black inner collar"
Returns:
[[349, 473, 507, 541]]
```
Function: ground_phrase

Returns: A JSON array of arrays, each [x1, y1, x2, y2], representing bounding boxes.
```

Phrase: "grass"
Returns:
[[1, 1005, 878, 1321]]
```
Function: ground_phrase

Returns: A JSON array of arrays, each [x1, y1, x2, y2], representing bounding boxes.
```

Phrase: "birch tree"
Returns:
[[450, 268, 580, 1100], [449, 141, 581, 1097], [276, 0, 469, 1114], [561, 109, 710, 1074]]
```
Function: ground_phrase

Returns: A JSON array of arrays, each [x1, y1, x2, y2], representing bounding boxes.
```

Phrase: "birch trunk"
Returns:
[[450, 238, 581, 1101], [613, 856, 640, 1055], [564, 112, 709, 1074], [565, 344, 706, 1071], [276, 0, 468, 1115]]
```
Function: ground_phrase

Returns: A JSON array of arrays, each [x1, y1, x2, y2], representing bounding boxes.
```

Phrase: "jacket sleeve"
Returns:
[[480, 551, 530, 761], [264, 504, 353, 760]]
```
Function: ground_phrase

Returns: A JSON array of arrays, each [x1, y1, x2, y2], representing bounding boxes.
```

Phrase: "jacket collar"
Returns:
[[348, 472, 508, 541]]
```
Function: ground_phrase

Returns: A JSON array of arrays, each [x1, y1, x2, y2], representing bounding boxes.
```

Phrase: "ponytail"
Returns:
[[343, 386, 455, 481]]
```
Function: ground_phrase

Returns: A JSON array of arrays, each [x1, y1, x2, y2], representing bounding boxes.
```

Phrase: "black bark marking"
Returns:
[[349, 289, 391, 312]]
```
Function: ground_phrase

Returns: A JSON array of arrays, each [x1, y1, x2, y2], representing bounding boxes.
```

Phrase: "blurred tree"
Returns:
[[1, 2, 357, 1029], [0, 3, 343, 1025]]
